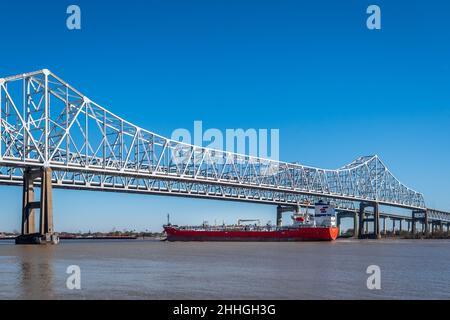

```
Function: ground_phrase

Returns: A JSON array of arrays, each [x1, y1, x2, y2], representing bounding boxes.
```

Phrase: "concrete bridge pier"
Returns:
[[358, 202, 380, 239], [353, 211, 359, 238], [276, 206, 282, 227], [15, 167, 59, 245], [358, 205, 365, 237], [413, 209, 429, 236], [434, 222, 442, 233], [276, 205, 299, 227], [336, 215, 344, 236], [20, 168, 37, 235], [424, 211, 429, 235]]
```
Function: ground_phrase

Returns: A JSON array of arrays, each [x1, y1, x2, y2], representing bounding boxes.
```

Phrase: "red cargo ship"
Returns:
[[163, 202, 339, 242]]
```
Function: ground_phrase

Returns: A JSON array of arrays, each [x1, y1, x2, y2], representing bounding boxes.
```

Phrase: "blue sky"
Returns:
[[0, 0, 449, 232]]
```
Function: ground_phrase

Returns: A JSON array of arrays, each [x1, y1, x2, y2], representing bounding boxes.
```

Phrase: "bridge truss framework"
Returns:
[[0, 69, 449, 242]]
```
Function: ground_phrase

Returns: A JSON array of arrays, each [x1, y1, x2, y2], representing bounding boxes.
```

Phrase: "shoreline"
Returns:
[[0, 236, 166, 241], [1, 236, 449, 241]]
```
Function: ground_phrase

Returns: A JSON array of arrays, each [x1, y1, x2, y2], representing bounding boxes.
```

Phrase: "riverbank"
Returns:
[[0, 231, 165, 241]]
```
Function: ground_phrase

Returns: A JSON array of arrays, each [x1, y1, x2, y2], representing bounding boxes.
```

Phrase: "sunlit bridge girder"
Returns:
[[0, 69, 427, 210]]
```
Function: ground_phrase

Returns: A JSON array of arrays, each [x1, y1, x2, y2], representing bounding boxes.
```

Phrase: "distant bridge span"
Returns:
[[0, 70, 449, 242]]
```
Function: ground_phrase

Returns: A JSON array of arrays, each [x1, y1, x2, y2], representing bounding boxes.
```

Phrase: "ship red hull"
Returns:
[[164, 226, 339, 242]]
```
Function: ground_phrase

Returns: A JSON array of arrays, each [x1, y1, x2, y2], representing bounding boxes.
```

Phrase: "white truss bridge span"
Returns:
[[0, 69, 448, 224]]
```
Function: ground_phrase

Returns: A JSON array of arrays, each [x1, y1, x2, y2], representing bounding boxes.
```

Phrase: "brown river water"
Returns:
[[0, 239, 449, 299]]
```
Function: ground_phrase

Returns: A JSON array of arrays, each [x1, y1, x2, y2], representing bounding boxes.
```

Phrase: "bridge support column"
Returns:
[[382, 217, 386, 235], [40, 168, 54, 237], [276, 205, 299, 227], [358, 202, 380, 239], [399, 220, 403, 233], [21, 168, 38, 235], [336, 215, 342, 236], [413, 209, 428, 236], [15, 167, 59, 245], [358, 203, 365, 238], [353, 211, 359, 238], [374, 203, 380, 238], [276, 206, 282, 227]]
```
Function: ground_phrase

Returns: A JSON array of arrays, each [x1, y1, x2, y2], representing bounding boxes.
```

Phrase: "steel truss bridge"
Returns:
[[0, 69, 449, 242]]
